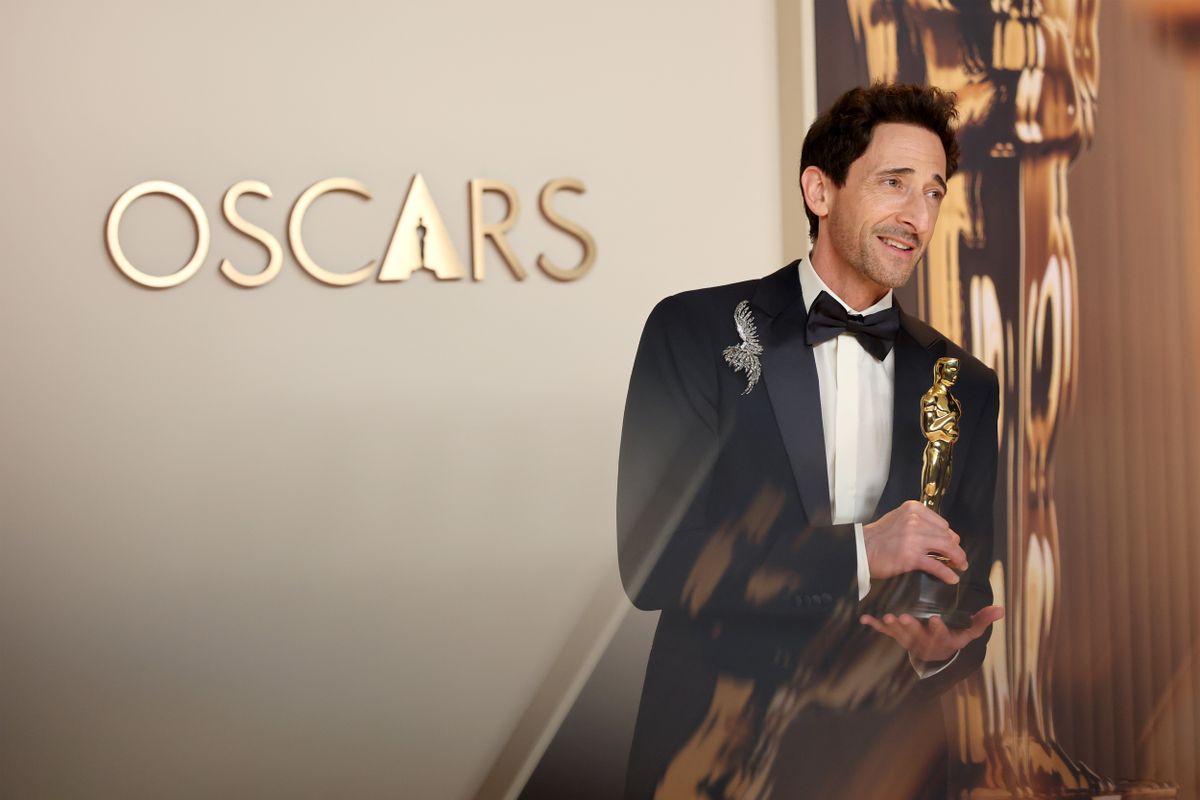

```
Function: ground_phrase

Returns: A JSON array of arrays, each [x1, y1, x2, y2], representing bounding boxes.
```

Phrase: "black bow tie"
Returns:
[[805, 290, 900, 360]]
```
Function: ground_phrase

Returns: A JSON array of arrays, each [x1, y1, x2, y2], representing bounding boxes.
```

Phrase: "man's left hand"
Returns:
[[859, 606, 1004, 664]]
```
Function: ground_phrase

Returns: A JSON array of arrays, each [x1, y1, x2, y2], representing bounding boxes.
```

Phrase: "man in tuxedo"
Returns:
[[617, 84, 1004, 799]]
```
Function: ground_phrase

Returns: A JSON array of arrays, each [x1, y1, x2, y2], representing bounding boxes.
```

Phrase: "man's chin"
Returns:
[[861, 262, 918, 291], [884, 270, 916, 289]]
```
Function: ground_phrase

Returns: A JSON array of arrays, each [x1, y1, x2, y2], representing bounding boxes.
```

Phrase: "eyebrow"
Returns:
[[879, 166, 947, 192]]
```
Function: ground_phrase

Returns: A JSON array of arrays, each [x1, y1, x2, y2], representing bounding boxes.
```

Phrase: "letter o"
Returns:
[[106, 181, 210, 289]]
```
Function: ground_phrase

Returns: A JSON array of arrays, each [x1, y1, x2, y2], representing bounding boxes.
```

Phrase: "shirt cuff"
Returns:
[[854, 522, 870, 601], [910, 649, 959, 679]]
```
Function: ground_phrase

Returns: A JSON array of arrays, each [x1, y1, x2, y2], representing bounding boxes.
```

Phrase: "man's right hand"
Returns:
[[862, 500, 967, 584]]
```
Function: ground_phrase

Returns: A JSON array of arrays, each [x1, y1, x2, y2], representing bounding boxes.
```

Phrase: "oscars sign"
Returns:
[[105, 174, 596, 289]]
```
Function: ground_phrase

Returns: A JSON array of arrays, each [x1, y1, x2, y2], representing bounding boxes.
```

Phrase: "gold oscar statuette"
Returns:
[[902, 356, 970, 628]]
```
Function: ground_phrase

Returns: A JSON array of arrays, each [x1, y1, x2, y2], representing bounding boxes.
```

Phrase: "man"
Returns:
[[617, 84, 1004, 799]]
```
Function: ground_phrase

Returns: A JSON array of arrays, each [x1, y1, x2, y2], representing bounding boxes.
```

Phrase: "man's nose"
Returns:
[[896, 190, 933, 235]]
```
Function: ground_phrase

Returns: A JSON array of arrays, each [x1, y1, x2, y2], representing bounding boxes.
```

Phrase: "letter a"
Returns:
[[378, 174, 466, 281]]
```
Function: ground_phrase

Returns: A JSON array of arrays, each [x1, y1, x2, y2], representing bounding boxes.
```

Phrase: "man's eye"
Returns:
[[885, 178, 900, 187], [927, 190, 944, 201]]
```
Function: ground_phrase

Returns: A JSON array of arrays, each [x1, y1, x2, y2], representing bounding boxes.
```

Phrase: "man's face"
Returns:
[[822, 122, 947, 290]]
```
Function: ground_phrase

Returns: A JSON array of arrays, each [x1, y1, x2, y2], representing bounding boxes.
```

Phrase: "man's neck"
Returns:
[[809, 239, 890, 312]]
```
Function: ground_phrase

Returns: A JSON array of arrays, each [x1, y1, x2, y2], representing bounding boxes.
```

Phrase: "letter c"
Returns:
[[288, 178, 376, 287]]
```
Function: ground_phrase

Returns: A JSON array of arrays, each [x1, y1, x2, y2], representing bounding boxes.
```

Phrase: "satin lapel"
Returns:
[[871, 310, 944, 518], [756, 275, 832, 526]]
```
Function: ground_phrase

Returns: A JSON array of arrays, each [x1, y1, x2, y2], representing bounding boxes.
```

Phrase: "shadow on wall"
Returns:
[[518, 609, 658, 800]]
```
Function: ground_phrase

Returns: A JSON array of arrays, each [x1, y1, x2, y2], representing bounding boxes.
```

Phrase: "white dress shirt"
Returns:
[[798, 258, 955, 678]]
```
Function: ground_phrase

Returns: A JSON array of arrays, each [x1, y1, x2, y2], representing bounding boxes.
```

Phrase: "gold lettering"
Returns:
[[219, 180, 283, 288], [536, 178, 596, 281], [378, 173, 466, 282], [105, 181, 210, 289], [289, 178, 376, 287], [469, 179, 526, 281]]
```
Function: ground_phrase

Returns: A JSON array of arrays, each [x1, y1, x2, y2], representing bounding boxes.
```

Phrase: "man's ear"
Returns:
[[800, 166, 832, 218]]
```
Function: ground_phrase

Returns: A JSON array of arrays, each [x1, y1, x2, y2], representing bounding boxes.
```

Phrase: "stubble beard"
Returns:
[[856, 227, 923, 289], [828, 216, 922, 291]]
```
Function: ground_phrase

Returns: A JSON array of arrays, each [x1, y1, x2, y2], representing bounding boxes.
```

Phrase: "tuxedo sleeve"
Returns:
[[616, 295, 859, 618]]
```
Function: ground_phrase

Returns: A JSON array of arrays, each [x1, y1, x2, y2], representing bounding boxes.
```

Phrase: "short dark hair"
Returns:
[[800, 83, 960, 242]]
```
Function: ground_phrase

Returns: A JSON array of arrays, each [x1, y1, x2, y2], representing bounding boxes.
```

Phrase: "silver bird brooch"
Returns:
[[722, 300, 762, 395]]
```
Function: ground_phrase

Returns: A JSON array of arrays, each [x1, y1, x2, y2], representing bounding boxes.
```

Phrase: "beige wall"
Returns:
[[0, 2, 786, 798]]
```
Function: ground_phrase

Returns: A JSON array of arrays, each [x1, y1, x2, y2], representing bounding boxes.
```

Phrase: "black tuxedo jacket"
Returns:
[[617, 261, 1000, 799]]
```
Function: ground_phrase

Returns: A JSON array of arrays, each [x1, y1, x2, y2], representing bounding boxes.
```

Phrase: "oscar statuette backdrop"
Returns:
[[801, 1, 1199, 798]]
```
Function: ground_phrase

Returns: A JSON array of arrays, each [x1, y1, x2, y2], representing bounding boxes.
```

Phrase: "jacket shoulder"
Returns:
[[648, 276, 762, 331], [660, 277, 760, 310], [904, 312, 998, 394]]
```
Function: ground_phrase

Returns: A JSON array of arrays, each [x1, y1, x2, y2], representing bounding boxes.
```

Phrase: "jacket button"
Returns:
[[792, 593, 807, 607], [820, 592, 833, 603]]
